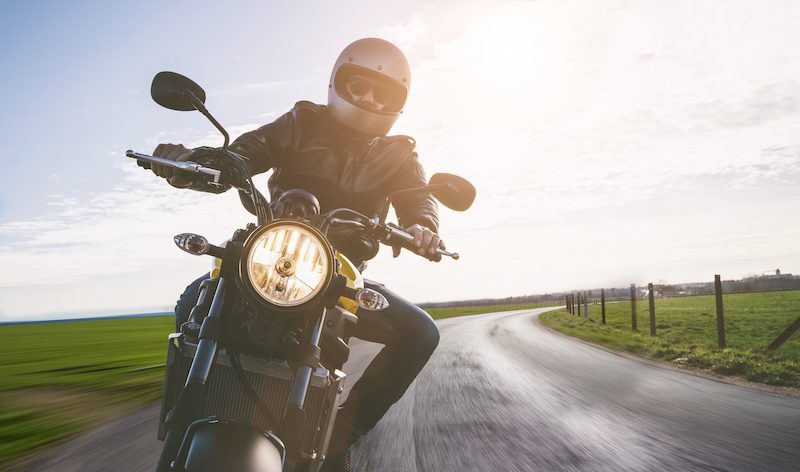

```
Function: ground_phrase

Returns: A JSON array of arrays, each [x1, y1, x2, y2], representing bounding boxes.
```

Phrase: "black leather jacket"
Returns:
[[229, 101, 439, 262]]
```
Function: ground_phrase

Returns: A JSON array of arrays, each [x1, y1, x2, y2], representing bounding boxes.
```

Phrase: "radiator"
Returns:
[[159, 337, 344, 460]]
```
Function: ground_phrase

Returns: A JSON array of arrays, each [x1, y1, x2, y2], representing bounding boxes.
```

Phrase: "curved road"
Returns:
[[12, 308, 800, 471]]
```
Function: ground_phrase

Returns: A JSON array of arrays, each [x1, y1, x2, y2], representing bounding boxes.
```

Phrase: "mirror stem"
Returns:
[[185, 91, 231, 150], [379, 183, 450, 224]]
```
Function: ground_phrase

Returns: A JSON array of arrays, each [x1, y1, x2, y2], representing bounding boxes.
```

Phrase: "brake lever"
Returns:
[[125, 150, 223, 183], [383, 224, 460, 260]]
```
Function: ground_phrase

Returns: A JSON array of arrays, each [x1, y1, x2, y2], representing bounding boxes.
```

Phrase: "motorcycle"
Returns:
[[126, 71, 475, 472]]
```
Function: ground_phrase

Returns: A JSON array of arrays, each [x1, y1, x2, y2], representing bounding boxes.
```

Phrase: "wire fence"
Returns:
[[564, 276, 800, 354]]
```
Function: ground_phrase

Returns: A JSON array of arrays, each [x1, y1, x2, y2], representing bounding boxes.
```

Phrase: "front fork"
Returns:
[[156, 275, 329, 472], [280, 310, 326, 462], [156, 276, 228, 472]]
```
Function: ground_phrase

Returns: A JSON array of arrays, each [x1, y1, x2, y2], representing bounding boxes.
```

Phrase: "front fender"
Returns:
[[175, 419, 284, 472]]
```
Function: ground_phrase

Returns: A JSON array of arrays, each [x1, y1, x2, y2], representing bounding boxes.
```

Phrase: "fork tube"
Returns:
[[287, 308, 326, 409], [280, 308, 327, 457], [156, 277, 227, 472], [185, 277, 226, 385]]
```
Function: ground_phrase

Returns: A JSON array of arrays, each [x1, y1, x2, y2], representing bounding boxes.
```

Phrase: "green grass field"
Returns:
[[0, 316, 175, 465], [540, 290, 800, 388], [0, 302, 554, 466]]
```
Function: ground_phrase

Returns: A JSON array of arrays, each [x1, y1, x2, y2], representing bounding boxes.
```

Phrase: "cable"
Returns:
[[229, 351, 281, 429]]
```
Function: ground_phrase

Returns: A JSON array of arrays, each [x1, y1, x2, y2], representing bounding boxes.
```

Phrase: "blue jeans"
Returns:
[[174, 273, 440, 451]]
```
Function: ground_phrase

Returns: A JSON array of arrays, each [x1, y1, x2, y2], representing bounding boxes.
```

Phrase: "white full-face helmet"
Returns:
[[328, 38, 411, 136]]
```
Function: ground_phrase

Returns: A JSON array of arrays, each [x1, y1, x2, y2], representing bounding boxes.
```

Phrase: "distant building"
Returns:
[[743, 268, 795, 281]]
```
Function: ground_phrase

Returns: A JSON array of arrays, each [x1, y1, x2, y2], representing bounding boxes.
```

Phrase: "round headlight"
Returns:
[[240, 220, 334, 309]]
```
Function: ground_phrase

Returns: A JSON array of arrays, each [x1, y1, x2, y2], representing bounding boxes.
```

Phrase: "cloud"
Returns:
[[188, 122, 269, 148], [357, 0, 800, 303], [386, 0, 800, 231], [210, 78, 323, 98]]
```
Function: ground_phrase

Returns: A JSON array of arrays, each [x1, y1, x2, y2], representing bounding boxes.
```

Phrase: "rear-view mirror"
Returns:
[[429, 173, 476, 211], [151, 71, 207, 111]]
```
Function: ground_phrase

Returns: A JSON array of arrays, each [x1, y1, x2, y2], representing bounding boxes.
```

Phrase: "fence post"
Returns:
[[714, 275, 726, 348], [584, 291, 588, 319], [767, 317, 800, 351], [648, 282, 656, 336], [601, 288, 606, 325], [630, 284, 638, 330]]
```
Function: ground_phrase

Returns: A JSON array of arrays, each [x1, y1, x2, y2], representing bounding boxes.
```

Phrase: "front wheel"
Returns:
[[174, 419, 284, 472]]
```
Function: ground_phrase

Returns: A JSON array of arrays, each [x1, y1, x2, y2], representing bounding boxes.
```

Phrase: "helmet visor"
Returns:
[[335, 65, 407, 112]]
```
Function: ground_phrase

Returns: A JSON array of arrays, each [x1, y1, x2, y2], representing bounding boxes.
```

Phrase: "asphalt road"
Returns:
[[11, 308, 800, 471]]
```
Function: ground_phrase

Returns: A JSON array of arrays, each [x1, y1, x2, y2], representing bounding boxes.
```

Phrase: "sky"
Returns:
[[1, 0, 799, 321]]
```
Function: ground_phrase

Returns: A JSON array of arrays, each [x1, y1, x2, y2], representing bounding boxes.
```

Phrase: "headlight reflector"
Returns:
[[242, 222, 333, 308]]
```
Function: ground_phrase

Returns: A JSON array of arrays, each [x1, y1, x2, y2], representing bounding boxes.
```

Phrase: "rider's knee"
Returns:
[[174, 273, 209, 329], [422, 320, 441, 354], [404, 306, 440, 354]]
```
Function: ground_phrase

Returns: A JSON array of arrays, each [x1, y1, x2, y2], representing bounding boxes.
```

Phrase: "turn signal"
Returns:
[[355, 288, 390, 311], [174, 233, 210, 255]]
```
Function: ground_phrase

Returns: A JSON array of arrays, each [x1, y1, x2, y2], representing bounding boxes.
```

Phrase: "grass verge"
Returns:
[[540, 291, 800, 388]]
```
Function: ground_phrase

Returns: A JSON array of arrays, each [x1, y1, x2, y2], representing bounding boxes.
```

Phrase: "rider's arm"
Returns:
[[228, 107, 297, 174], [391, 153, 443, 259], [392, 152, 439, 233], [150, 106, 297, 186]]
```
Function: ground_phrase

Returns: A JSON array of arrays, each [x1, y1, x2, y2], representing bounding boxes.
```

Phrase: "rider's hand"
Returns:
[[395, 224, 445, 261], [152, 143, 194, 189]]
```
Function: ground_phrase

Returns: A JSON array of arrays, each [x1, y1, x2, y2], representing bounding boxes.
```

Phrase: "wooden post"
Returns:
[[714, 275, 726, 348], [601, 288, 606, 325], [584, 291, 588, 319], [648, 282, 656, 336], [577, 292, 582, 317], [630, 284, 638, 330], [767, 316, 800, 351]]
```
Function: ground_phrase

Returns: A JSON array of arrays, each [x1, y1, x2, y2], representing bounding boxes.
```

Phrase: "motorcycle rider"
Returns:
[[152, 38, 443, 471]]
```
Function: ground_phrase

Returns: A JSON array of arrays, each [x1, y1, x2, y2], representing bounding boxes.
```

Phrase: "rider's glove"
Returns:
[[151, 143, 195, 188], [393, 224, 445, 262]]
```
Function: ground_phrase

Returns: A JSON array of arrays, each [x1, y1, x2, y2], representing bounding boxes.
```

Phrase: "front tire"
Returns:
[[178, 420, 284, 472]]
